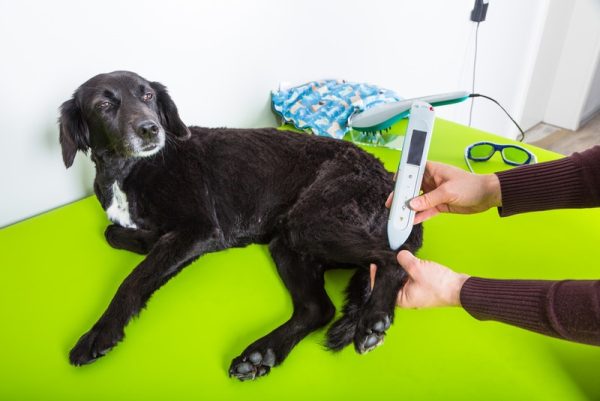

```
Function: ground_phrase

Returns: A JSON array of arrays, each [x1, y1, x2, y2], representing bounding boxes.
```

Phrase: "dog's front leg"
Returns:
[[104, 224, 160, 254], [69, 226, 224, 366]]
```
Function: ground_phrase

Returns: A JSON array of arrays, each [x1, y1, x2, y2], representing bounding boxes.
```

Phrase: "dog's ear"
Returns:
[[150, 81, 191, 141], [59, 98, 90, 168]]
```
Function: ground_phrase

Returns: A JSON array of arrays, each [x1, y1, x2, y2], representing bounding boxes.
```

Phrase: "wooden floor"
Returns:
[[525, 112, 600, 155]]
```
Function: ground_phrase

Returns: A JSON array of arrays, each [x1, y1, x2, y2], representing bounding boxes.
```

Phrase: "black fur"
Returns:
[[59, 71, 423, 380]]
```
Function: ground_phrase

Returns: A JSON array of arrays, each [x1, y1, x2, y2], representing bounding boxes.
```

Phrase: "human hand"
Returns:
[[370, 250, 470, 309], [385, 161, 502, 224]]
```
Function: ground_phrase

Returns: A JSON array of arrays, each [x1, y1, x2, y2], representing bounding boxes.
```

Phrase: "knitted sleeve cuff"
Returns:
[[495, 156, 586, 217], [460, 277, 555, 335], [460, 277, 600, 345]]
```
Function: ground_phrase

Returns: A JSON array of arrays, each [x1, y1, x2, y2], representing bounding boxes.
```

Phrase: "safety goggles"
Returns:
[[464, 141, 537, 173]]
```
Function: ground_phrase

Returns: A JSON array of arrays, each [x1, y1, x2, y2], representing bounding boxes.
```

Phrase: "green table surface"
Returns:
[[2, 119, 600, 401]]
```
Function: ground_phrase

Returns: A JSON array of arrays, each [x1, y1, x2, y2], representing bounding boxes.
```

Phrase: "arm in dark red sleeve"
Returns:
[[460, 277, 600, 346], [496, 146, 600, 216]]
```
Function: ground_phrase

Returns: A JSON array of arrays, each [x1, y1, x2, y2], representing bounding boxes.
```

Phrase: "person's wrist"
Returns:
[[447, 272, 470, 307], [484, 173, 502, 208]]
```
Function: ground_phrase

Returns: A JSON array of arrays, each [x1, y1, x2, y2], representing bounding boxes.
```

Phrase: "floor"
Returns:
[[524, 112, 600, 155]]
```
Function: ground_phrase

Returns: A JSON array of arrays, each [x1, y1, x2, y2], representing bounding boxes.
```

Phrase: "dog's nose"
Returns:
[[136, 121, 159, 139]]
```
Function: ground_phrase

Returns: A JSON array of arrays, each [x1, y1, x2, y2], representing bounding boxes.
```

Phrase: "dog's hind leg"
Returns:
[[325, 268, 371, 351], [352, 252, 407, 354], [229, 236, 335, 381], [322, 245, 407, 354], [283, 169, 421, 355], [322, 243, 406, 354]]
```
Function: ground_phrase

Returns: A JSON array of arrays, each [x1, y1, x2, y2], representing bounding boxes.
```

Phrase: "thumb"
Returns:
[[396, 250, 419, 276], [409, 188, 447, 212]]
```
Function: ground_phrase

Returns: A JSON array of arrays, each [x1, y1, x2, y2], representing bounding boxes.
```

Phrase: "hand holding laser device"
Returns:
[[387, 101, 435, 249]]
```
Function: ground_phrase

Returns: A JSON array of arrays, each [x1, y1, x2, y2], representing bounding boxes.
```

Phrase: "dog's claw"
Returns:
[[229, 348, 276, 381]]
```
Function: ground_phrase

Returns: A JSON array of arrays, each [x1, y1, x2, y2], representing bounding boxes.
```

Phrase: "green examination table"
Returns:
[[1, 119, 600, 401]]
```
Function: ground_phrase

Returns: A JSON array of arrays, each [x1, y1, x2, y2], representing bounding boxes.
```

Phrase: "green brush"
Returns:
[[349, 91, 470, 132]]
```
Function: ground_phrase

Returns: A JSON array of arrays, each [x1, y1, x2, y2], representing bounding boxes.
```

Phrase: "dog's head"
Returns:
[[58, 71, 191, 168]]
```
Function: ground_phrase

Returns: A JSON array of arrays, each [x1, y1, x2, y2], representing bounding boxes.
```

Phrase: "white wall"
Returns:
[[543, 0, 600, 130], [453, 0, 549, 137], [520, 0, 574, 131], [582, 56, 600, 124], [0, 0, 550, 227]]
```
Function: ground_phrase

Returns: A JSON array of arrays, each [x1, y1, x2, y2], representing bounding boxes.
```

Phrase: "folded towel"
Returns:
[[272, 79, 402, 139]]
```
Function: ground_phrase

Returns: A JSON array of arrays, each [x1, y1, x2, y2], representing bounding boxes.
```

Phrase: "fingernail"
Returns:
[[407, 197, 418, 210]]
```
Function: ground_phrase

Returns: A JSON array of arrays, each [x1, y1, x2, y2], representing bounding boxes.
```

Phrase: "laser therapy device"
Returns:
[[351, 101, 436, 249]]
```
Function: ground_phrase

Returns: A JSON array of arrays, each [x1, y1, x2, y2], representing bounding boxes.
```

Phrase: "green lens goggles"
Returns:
[[465, 141, 537, 173]]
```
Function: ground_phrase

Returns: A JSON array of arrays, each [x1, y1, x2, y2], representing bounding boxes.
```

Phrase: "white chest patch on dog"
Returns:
[[106, 182, 137, 229]]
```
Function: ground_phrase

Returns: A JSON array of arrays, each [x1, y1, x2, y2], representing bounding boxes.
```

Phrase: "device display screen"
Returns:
[[407, 130, 427, 165]]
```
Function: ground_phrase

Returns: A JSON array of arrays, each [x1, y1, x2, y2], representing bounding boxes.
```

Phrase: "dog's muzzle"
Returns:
[[129, 120, 166, 157]]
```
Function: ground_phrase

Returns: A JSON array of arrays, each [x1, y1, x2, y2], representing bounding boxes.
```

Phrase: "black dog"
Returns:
[[59, 71, 422, 380]]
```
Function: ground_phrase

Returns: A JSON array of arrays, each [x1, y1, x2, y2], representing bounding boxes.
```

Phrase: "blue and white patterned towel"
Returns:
[[271, 79, 403, 139]]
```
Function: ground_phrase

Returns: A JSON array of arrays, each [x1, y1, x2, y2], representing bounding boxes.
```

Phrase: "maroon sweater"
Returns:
[[459, 146, 600, 346]]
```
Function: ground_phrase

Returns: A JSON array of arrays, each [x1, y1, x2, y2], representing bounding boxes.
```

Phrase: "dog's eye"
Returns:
[[96, 101, 111, 110], [142, 93, 153, 102]]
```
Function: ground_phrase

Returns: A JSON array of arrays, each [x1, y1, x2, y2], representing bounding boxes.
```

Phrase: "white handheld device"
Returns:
[[388, 101, 435, 250]]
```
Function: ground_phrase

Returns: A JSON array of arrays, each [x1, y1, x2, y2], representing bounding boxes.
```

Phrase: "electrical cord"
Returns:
[[468, 21, 480, 128], [469, 93, 525, 141], [468, 21, 525, 142]]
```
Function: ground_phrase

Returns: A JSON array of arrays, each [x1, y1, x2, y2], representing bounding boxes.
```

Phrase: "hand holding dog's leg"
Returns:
[[70, 227, 223, 366], [370, 250, 470, 309]]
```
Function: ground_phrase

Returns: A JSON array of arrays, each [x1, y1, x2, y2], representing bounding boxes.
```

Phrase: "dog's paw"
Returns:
[[69, 326, 123, 366], [325, 314, 358, 351], [104, 225, 123, 248], [104, 225, 152, 254], [354, 312, 391, 354], [229, 348, 277, 381]]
